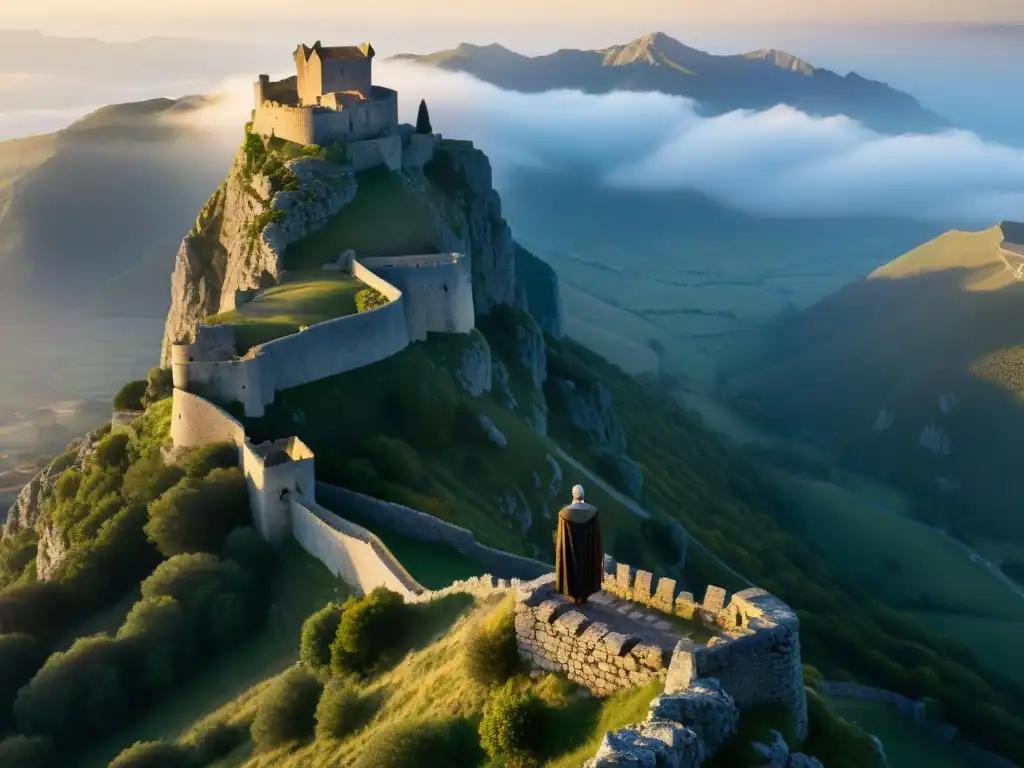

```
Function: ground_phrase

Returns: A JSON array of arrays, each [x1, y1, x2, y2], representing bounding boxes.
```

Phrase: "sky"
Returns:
[[3, 0, 1024, 38]]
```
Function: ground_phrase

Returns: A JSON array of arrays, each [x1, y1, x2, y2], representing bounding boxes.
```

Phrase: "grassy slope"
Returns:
[[206, 271, 365, 353], [72, 542, 349, 768]]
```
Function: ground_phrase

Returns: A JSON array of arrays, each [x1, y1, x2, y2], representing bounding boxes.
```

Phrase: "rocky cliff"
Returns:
[[160, 132, 524, 363]]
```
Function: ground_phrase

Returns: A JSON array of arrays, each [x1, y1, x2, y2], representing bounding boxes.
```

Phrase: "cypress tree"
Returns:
[[415, 99, 432, 134]]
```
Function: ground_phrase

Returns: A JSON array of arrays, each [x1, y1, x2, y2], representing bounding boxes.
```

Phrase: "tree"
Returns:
[[0, 735, 58, 768], [250, 665, 323, 751], [315, 679, 372, 740], [143, 367, 174, 407], [330, 588, 407, 676], [300, 602, 345, 673], [416, 99, 432, 134], [113, 380, 148, 412], [145, 469, 249, 557], [0, 633, 44, 727]]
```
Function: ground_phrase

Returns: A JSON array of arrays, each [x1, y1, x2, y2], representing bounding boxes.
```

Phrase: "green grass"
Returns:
[[205, 272, 365, 353], [72, 543, 349, 768], [912, 612, 1024, 687], [824, 696, 970, 768], [759, 467, 1024, 622], [284, 168, 440, 270], [322, 502, 488, 590]]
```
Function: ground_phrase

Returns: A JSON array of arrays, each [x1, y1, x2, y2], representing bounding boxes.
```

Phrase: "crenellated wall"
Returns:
[[252, 88, 397, 148]]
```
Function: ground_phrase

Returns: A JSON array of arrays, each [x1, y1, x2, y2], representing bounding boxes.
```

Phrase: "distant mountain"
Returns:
[[0, 95, 236, 322], [729, 223, 1024, 545], [392, 31, 949, 134]]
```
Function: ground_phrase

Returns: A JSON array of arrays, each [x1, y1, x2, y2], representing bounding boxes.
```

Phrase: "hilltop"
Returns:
[[391, 32, 948, 134], [728, 223, 1024, 549]]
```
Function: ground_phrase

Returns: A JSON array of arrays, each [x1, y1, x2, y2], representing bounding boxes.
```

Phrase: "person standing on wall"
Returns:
[[554, 484, 603, 605]]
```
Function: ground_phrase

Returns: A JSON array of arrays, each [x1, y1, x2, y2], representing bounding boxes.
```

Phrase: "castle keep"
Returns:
[[251, 40, 435, 171]]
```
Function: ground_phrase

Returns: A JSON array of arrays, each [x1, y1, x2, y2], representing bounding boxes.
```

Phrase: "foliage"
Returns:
[[144, 367, 174, 407], [0, 529, 40, 590], [121, 454, 185, 506], [361, 436, 423, 488], [416, 99, 433, 134], [183, 719, 247, 764], [0, 734, 58, 768], [0, 633, 44, 728], [222, 526, 275, 579], [314, 678, 374, 740], [182, 441, 238, 479], [300, 601, 345, 673], [145, 468, 249, 557], [94, 431, 131, 471], [355, 286, 389, 313], [116, 596, 193, 693], [0, 581, 73, 641], [330, 588, 408, 676], [109, 740, 195, 768], [479, 681, 543, 759], [114, 379, 148, 412], [351, 717, 484, 768], [464, 599, 520, 688], [251, 665, 323, 751]]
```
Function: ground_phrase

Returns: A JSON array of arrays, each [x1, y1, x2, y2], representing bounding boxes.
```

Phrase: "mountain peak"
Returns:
[[743, 48, 816, 75]]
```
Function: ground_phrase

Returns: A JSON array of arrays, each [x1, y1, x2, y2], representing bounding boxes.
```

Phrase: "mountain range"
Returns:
[[393, 31, 949, 134]]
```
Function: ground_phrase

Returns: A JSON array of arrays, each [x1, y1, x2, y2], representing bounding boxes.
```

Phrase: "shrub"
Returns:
[[0, 734, 58, 768], [109, 740, 194, 768], [0, 581, 73, 641], [117, 597, 193, 692], [300, 602, 345, 673], [185, 719, 247, 763], [362, 437, 422, 488], [14, 634, 136, 742], [144, 367, 174, 407], [330, 588, 407, 676], [145, 468, 249, 556], [352, 717, 483, 768], [251, 665, 324, 751], [0, 633, 45, 726], [356, 287, 389, 313], [485, 754, 541, 768], [222, 526, 274, 578], [182, 441, 238, 479], [122, 456, 185, 505], [94, 432, 131, 471], [315, 679, 373, 740], [465, 601, 520, 688], [113, 380, 148, 412], [478, 682, 542, 759]]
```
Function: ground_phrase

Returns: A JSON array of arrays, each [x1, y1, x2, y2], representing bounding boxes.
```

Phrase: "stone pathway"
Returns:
[[578, 590, 710, 652]]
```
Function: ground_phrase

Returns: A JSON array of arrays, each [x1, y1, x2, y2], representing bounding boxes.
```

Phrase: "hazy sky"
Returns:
[[3, 0, 1024, 31]]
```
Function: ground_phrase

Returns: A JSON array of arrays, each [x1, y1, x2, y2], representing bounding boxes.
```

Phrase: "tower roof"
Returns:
[[297, 41, 375, 61]]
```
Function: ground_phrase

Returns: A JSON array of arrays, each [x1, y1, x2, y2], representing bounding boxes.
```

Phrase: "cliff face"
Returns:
[[160, 136, 527, 363], [160, 148, 357, 364]]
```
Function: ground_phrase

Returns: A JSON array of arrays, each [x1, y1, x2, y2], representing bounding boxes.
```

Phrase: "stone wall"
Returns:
[[310, 88, 398, 144], [402, 131, 437, 170], [243, 437, 316, 544], [515, 574, 671, 696], [349, 135, 402, 171], [251, 102, 316, 146], [171, 256, 412, 418], [315, 483, 551, 581], [603, 558, 807, 741], [169, 389, 246, 449], [361, 253, 475, 342], [291, 494, 423, 597]]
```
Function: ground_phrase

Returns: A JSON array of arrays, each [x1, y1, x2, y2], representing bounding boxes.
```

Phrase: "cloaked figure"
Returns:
[[554, 484, 604, 605]]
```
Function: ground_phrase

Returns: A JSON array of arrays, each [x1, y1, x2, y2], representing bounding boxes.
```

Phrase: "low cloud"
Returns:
[[186, 61, 1024, 221]]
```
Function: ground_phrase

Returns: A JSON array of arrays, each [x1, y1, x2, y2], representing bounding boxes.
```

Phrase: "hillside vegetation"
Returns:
[[729, 226, 1024, 547]]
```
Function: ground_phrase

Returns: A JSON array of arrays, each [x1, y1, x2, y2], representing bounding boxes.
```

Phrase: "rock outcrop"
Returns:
[[160, 149, 357, 363], [4, 431, 99, 536], [514, 242, 564, 338]]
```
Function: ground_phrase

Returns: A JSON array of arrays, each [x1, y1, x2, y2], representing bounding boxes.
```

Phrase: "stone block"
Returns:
[[674, 593, 696, 620], [633, 570, 653, 604], [553, 610, 590, 637], [616, 563, 635, 593], [631, 642, 668, 671], [702, 585, 727, 613], [579, 621, 612, 649], [650, 677, 739, 753], [664, 640, 695, 694], [652, 577, 677, 612], [603, 632, 639, 657], [537, 597, 573, 624]]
